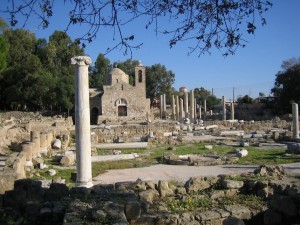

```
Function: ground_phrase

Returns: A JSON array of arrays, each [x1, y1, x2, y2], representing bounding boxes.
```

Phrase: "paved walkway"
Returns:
[[92, 163, 300, 185]]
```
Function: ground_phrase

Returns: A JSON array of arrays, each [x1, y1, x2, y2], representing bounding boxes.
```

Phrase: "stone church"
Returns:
[[89, 62, 151, 124]]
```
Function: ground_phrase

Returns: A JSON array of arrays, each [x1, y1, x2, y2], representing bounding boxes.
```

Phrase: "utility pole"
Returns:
[[233, 87, 235, 103]]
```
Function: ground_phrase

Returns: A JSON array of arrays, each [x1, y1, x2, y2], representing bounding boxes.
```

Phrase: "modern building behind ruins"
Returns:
[[89, 62, 151, 124]]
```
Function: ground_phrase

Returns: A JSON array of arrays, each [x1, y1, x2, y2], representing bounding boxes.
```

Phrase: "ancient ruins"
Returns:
[[0, 57, 299, 225]]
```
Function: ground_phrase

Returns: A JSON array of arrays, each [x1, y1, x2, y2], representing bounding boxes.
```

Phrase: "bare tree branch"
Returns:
[[0, 0, 272, 56]]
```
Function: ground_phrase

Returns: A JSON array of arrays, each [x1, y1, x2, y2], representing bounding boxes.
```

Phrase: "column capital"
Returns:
[[71, 56, 92, 66]]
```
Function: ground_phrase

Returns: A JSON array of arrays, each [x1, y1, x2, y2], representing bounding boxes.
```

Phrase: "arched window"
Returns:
[[138, 70, 143, 83]]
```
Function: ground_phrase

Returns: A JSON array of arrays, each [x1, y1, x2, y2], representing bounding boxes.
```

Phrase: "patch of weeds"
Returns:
[[166, 196, 214, 213], [92, 159, 153, 176], [218, 194, 266, 210]]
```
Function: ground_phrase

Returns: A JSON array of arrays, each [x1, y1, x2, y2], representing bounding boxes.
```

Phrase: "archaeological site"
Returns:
[[0, 56, 299, 225]]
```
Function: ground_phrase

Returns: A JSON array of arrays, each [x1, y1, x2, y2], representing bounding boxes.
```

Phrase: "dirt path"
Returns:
[[92, 163, 300, 185]]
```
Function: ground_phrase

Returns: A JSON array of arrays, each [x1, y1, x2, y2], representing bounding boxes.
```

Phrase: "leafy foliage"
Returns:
[[271, 58, 300, 112], [194, 87, 221, 110], [0, 29, 84, 111], [146, 64, 176, 104], [89, 53, 111, 89], [237, 94, 254, 104], [1, 0, 272, 56]]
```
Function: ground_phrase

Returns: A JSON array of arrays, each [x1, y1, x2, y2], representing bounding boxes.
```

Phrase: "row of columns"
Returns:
[[163, 90, 197, 122], [162, 93, 236, 122]]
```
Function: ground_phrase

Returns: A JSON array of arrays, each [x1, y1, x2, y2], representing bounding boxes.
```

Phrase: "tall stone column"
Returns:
[[179, 98, 184, 120], [171, 95, 175, 120], [176, 96, 180, 120], [222, 96, 226, 121], [160, 94, 163, 119], [204, 99, 207, 118], [199, 105, 202, 119], [189, 90, 195, 122], [163, 94, 167, 112], [292, 103, 299, 139], [230, 101, 235, 120], [194, 98, 197, 120], [71, 56, 93, 188], [184, 92, 189, 118]]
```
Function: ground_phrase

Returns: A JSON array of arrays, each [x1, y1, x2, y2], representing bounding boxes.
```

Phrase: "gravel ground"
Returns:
[[92, 163, 300, 185]]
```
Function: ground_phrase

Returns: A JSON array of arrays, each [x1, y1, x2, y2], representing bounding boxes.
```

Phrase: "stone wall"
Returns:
[[0, 113, 72, 195], [92, 122, 178, 143], [0, 165, 299, 225]]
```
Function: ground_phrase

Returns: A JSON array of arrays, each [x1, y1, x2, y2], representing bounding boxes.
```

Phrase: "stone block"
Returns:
[[60, 154, 75, 166], [197, 210, 221, 221], [206, 125, 218, 130], [156, 213, 179, 225], [223, 217, 245, 225], [138, 189, 159, 203], [224, 205, 251, 220], [286, 143, 300, 154], [52, 138, 62, 149], [221, 180, 244, 189], [205, 145, 213, 150], [158, 180, 174, 197], [185, 176, 219, 193], [163, 132, 172, 137], [125, 201, 141, 220], [0, 173, 15, 194]]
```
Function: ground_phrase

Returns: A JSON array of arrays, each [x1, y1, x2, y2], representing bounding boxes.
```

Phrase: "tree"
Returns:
[[0, 18, 8, 73], [0, 29, 43, 110], [271, 60, 300, 112], [0, 28, 85, 111], [194, 87, 220, 109], [0, 0, 272, 56], [237, 94, 253, 104], [89, 53, 111, 89], [146, 64, 175, 104]]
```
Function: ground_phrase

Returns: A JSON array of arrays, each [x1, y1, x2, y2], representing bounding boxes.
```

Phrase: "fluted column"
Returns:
[[71, 56, 93, 188]]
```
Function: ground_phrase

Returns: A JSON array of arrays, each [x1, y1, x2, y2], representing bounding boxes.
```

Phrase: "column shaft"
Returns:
[[72, 56, 93, 188], [222, 96, 226, 121], [292, 103, 299, 139]]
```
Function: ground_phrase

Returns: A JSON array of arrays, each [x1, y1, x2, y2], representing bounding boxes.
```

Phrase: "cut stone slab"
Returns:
[[220, 130, 244, 136], [92, 153, 138, 162], [93, 142, 147, 149]]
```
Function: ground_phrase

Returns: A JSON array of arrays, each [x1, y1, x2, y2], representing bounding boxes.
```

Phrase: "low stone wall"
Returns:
[[203, 119, 291, 132], [0, 165, 299, 225], [0, 128, 70, 194], [92, 122, 178, 143]]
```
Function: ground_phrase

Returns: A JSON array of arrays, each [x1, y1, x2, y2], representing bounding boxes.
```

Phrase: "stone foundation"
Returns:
[[0, 166, 299, 225]]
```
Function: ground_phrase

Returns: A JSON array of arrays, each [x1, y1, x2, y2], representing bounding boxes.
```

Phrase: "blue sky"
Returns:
[[1, 0, 300, 101]]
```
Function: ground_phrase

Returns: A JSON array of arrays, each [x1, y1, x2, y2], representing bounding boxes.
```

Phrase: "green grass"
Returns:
[[92, 159, 154, 177], [166, 196, 213, 213], [29, 142, 300, 187], [237, 147, 300, 165]]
